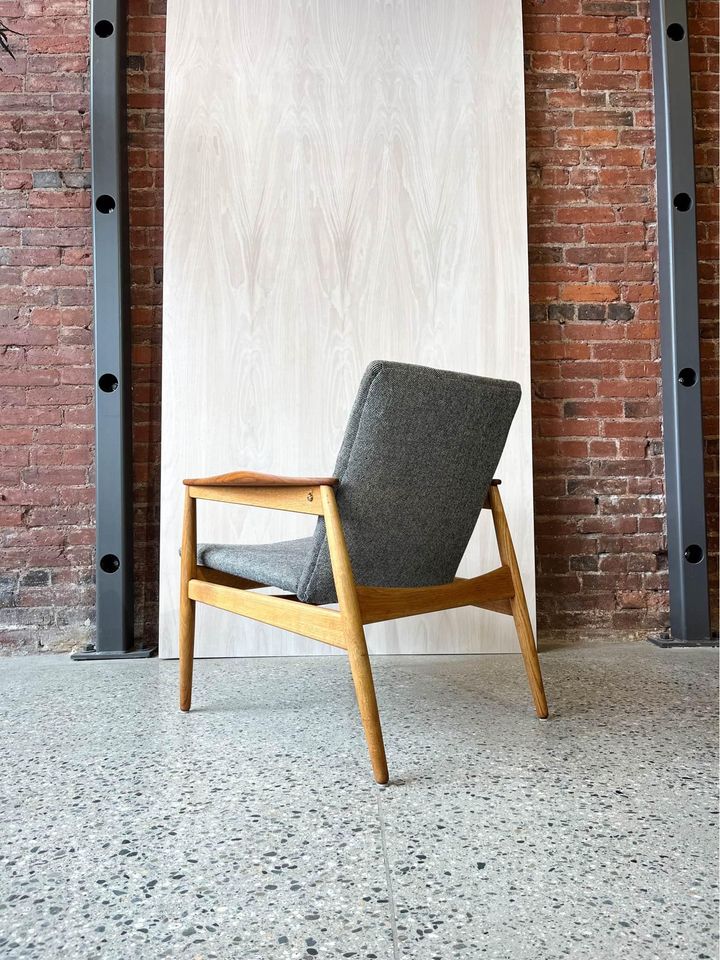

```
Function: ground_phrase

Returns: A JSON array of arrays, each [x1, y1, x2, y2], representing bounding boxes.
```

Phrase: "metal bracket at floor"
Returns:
[[648, 631, 718, 650], [71, 645, 157, 661]]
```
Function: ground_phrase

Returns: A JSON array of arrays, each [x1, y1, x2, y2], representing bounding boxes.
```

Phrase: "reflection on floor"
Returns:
[[0, 640, 717, 959]]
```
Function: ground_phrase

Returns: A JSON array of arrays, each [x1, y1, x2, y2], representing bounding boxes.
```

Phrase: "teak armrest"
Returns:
[[183, 470, 338, 488], [184, 471, 495, 489], [183, 472, 336, 516]]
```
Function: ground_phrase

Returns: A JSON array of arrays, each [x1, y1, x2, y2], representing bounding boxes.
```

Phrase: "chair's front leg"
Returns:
[[320, 486, 389, 784], [179, 487, 197, 711], [343, 622, 388, 784]]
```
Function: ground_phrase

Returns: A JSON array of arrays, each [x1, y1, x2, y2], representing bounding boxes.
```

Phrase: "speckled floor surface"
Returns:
[[0, 640, 717, 960]]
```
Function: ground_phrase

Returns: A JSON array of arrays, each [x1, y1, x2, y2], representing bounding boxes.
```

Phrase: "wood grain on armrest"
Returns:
[[183, 470, 338, 488]]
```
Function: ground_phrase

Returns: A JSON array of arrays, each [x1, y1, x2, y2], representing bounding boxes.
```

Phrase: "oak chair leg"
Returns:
[[321, 486, 389, 784], [179, 487, 197, 712], [488, 484, 548, 719]]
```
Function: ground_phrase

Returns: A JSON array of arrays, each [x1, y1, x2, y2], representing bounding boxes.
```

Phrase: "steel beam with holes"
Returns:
[[649, 0, 712, 645], [72, 1, 154, 659]]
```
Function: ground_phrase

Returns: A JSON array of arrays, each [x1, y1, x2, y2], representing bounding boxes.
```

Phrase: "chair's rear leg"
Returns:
[[179, 488, 197, 712], [507, 583, 548, 719], [488, 484, 548, 718], [321, 486, 389, 784]]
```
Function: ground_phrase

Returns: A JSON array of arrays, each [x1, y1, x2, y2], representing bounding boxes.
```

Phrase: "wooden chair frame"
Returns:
[[178, 472, 548, 784]]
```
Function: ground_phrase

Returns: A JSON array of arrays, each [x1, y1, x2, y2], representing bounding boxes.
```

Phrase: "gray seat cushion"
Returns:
[[197, 538, 314, 593]]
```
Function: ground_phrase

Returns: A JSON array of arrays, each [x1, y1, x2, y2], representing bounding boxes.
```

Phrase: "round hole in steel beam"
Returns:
[[96, 194, 116, 214], [95, 20, 114, 37], [684, 544, 704, 564], [98, 373, 119, 392], [100, 554, 120, 573], [677, 367, 697, 387], [666, 22, 685, 41], [673, 192, 692, 212]]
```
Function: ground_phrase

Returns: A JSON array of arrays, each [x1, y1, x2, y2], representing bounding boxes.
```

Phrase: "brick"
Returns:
[[556, 205, 617, 223], [20, 569, 51, 587], [560, 283, 619, 302], [32, 170, 63, 188], [577, 304, 607, 321], [584, 223, 647, 244], [607, 302, 635, 321], [547, 303, 576, 322], [582, 2, 637, 15]]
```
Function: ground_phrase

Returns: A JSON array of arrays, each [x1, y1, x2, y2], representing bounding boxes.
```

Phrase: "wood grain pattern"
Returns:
[[183, 471, 338, 487], [187, 578, 346, 649], [160, 0, 534, 658], [178, 487, 196, 710], [357, 566, 514, 625], [489, 483, 548, 717], [187, 484, 325, 516], [321, 484, 388, 783]]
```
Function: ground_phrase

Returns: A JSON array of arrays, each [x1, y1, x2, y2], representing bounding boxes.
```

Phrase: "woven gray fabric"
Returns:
[[197, 538, 313, 593], [297, 361, 520, 603], [197, 361, 521, 604]]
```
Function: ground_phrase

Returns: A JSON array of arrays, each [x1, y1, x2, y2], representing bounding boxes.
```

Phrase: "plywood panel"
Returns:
[[160, 0, 534, 658]]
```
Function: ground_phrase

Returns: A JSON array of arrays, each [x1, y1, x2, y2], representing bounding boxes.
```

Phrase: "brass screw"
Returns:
[[306, 492, 313, 502]]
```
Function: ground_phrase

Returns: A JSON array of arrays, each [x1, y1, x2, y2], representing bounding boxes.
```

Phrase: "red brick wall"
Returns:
[[525, 0, 718, 634], [0, 0, 94, 651], [0, 0, 717, 652], [692, 2, 720, 634]]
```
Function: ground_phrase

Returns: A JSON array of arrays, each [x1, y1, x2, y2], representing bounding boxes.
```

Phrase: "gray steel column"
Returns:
[[649, 0, 712, 645], [73, 0, 154, 659]]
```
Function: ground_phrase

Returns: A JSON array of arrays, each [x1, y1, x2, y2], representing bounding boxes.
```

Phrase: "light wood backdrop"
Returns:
[[159, 0, 534, 658]]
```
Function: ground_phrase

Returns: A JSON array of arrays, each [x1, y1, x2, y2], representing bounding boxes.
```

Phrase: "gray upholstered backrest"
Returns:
[[296, 360, 521, 604]]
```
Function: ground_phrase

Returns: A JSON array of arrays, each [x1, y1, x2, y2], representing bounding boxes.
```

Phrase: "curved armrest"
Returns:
[[183, 470, 338, 488]]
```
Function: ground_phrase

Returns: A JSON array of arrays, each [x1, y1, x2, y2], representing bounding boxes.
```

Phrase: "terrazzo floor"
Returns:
[[0, 640, 717, 960]]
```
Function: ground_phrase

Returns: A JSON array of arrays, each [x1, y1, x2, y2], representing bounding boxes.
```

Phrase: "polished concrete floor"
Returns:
[[0, 640, 717, 960]]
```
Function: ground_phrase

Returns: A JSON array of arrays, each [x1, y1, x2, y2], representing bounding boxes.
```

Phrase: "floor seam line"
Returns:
[[377, 789, 401, 960]]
